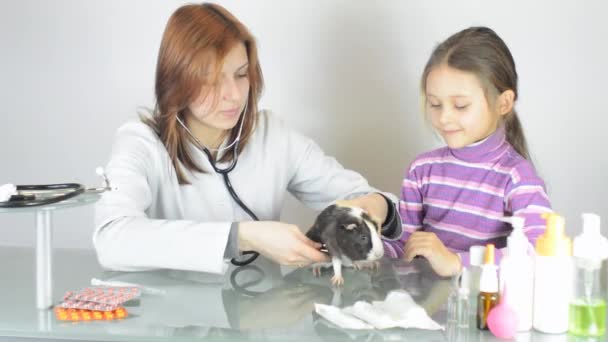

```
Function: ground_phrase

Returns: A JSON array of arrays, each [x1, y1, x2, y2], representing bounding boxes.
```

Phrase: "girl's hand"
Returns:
[[403, 231, 461, 277], [238, 221, 329, 267]]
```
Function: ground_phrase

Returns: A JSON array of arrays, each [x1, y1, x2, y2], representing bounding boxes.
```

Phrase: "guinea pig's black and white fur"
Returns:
[[306, 203, 384, 286]]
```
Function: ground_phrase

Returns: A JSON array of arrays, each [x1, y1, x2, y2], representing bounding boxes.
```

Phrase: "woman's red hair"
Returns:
[[144, 3, 264, 184]]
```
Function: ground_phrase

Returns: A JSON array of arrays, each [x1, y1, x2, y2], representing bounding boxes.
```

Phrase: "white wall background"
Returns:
[[1, 0, 606, 249]]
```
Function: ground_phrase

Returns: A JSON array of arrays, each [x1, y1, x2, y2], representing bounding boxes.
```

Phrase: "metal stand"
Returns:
[[36, 210, 53, 310]]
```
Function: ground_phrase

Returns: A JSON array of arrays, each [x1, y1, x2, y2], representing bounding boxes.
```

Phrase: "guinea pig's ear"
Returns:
[[342, 223, 357, 230]]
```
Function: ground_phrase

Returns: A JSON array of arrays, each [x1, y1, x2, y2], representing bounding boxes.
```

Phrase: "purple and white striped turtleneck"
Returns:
[[383, 126, 551, 265]]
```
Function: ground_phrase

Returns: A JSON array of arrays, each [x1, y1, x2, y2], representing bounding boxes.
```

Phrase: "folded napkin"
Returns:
[[315, 290, 443, 330]]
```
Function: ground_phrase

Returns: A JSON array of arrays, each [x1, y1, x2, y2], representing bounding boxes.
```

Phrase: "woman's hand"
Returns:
[[339, 193, 388, 226], [403, 231, 461, 277], [238, 221, 329, 267]]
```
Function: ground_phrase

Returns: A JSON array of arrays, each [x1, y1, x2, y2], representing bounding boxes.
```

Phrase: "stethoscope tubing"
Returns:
[[178, 110, 261, 266]]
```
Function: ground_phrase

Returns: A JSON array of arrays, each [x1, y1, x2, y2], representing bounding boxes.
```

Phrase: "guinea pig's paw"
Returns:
[[310, 262, 331, 277], [331, 274, 345, 287]]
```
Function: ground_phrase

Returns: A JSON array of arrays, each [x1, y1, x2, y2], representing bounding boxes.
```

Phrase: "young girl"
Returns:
[[384, 27, 551, 276]]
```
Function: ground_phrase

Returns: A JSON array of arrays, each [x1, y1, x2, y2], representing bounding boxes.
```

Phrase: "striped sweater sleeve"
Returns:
[[505, 169, 552, 247], [383, 165, 424, 258], [459, 165, 551, 266]]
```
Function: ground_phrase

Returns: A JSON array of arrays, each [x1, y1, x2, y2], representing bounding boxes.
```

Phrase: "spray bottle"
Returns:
[[498, 216, 534, 331], [532, 212, 572, 333], [568, 213, 608, 337], [477, 244, 499, 330]]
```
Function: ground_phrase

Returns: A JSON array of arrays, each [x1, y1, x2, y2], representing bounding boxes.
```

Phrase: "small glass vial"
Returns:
[[447, 282, 459, 324], [457, 267, 470, 328]]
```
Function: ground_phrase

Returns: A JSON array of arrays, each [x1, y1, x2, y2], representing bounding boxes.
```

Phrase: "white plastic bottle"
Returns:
[[533, 212, 572, 334], [499, 216, 534, 332]]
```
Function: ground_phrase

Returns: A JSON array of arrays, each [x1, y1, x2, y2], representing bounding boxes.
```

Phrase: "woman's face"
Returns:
[[425, 64, 504, 149], [187, 43, 250, 140]]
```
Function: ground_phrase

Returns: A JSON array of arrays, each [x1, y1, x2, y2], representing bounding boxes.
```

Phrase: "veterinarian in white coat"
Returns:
[[94, 3, 401, 274]]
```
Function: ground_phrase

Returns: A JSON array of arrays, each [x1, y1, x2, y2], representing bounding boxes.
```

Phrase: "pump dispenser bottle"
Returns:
[[568, 213, 608, 337], [499, 216, 534, 331], [533, 212, 572, 334], [477, 244, 498, 330]]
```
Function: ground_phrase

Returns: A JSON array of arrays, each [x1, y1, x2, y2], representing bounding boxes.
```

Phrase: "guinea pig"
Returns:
[[306, 202, 384, 286]]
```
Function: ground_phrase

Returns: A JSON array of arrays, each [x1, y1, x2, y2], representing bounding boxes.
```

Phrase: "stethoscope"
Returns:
[[0, 168, 115, 208], [176, 103, 260, 267]]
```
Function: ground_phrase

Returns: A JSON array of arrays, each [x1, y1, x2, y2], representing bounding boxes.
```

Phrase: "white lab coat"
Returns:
[[94, 110, 394, 274]]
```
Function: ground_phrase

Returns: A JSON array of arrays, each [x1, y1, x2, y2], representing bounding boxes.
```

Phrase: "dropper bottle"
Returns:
[[477, 243, 499, 330]]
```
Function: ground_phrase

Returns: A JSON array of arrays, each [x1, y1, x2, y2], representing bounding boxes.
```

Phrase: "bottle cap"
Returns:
[[573, 213, 608, 268], [499, 216, 530, 257], [484, 244, 495, 265], [469, 245, 486, 267], [535, 213, 571, 256]]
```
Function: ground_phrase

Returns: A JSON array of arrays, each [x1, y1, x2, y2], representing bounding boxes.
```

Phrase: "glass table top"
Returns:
[[0, 246, 594, 341]]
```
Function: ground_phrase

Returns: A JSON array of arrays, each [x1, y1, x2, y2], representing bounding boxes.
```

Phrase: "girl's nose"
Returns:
[[438, 108, 455, 125]]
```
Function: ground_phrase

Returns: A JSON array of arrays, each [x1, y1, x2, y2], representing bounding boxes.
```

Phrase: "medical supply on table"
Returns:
[[91, 278, 166, 295], [54, 307, 128, 322], [477, 244, 498, 330], [60, 300, 120, 312], [487, 284, 518, 339], [314, 290, 443, 330], [457, 267, 470, 328], [0, 167, 115, 208], [467, 245, 485, 318], [54, 286, 139, 322], [447, 277, 459, 325], [568, 213, 608, 337], [533, 212, 572, 334], [0, 183, 17, 202], [448, 267, 471, 328], [498, 215, 534, 332], [63, 286, 141, 306]]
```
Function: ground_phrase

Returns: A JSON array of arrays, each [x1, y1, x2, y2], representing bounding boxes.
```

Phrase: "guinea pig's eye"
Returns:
[[359, 234, 369, 243]]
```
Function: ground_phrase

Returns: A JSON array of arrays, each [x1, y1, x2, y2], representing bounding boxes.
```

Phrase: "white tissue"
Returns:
[[0, 184, 17, 202], [315, 303, 374, 330], [315, 290, 443, 331]]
